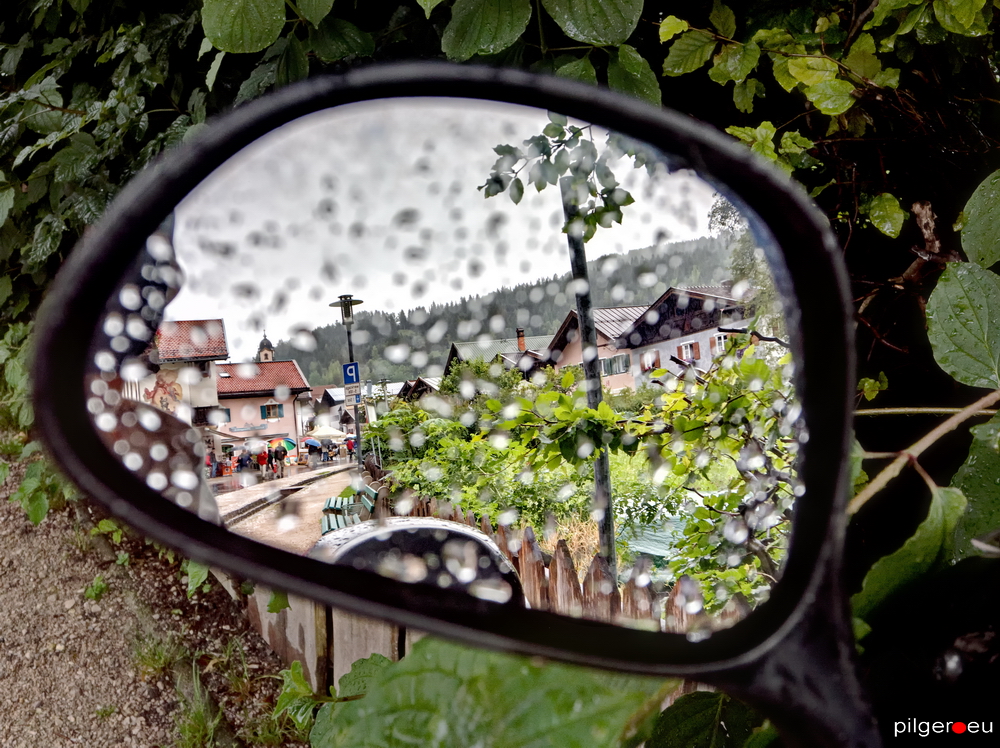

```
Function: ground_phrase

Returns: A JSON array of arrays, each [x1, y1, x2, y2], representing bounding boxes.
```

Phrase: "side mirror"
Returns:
[[33, 63, 873, 746]]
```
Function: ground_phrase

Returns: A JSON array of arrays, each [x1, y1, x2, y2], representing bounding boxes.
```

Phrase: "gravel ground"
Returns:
[[0, 462, 310, 748]]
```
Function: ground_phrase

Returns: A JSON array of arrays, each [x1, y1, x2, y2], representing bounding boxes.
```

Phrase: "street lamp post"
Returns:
[[331, 294, 364, 469]]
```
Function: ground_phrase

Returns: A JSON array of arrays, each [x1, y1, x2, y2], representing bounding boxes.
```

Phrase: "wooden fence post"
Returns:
[[519, 526, 548, 611], [582, 553, 620, 622], [548, 539, 583, 617]]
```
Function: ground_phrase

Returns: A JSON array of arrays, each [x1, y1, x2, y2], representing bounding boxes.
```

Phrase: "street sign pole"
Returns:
[[343, 361, 363, 468]]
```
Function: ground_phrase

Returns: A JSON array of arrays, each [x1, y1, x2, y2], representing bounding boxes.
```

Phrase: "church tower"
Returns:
[[257, 333, 275, 363]]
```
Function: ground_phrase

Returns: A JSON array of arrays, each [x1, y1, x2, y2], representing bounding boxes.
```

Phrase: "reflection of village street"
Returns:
[[210, 461, 357, 555]]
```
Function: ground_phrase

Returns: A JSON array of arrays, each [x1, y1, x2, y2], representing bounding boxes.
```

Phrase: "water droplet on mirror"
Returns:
[[723, 518, 749, 544]]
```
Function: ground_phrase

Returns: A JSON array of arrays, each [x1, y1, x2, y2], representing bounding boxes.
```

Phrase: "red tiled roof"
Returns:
[[216, 360, 311, 397], [156, 320, 229, 362]]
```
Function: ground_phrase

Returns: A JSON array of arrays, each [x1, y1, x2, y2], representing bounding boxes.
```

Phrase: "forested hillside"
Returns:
[[273, 234, 733, 385]]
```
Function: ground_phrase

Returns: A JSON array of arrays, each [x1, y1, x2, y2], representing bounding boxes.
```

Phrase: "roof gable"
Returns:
[[547, 306, 648, 354], [156, 320, 229, 362], [216, 360, 310, 397]]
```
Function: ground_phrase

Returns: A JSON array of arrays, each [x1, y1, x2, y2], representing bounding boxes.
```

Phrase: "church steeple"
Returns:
[[257, 331, 274, 363]]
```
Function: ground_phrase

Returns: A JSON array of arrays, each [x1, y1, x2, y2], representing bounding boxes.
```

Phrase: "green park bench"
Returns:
[[320, 510, 362, 535]]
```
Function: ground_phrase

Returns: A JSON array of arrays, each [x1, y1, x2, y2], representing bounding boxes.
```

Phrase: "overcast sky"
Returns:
[[167, 98, 722, 361]]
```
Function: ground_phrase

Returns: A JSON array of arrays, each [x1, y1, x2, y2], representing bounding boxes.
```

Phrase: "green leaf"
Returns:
[[15, 479, 49, 525], [950, 413, 1000, 558], [310, 18, 375, 62], [0, 275, 10, 309], [871, 0, 924, 27], [658, 16, 689, 43], [865, 193, 907, 238], [646, 691, 762, 748], [709, 0, 737, 38], [961, 169, 1000, 268], [933, 0, 989, 35], [851, 486, 966, 619], [725, 122, 778, 162], [733, 78, 765, 113], [311, 637, 669, 748], [707, 41, 760, 85], [556, 57, 597, 86], [202, 0, 285, 54], [804, 79, 856, 115], [787, 56, 838, 86], [275, 34, 309, 87], [297, 0, 334, 27], [205, 51, 226, 92], [607, 45, 662, 106], [540, 0, 642, 45], [509, 177, 524, 204], [312, 654, 394, 745], [845, 33, 882, 79], [778, 130, 814, 154], [927, 263, 1000, 388], [337, 653, 393, 697], [417, 0, 449, 18], [268, 589, 290, 613], [662, 31, 717, 77], [0, 187, 14, 229], [442, 0, 532, 62], [184, 559, 210, 597]]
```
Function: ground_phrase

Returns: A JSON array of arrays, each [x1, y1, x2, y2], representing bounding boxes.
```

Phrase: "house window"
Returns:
[[208, 408, 231, 425], [640, 350, 661, 372], [677, 341, 701, 362], [600, 353, 630, 377], [710, 333, 728, 356], [260, 404, 285, 420]]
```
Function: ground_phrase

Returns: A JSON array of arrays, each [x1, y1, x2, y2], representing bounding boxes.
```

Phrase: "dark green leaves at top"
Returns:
[[607, 45, 662, 106], [308, 637, 671, 748], [297, 0, 334, 27], [646, 691, 762, 748], [202, 0, 285, 54], [310, 18, 375, 63], [709, 1, 737, 38], [950, 413, 1000, 559], [663, 31, 718, 77], [926, 262, 1000, 389], [851, 486, 966, 620], [961, 169, 1000, 268], [442, 0, 532, 62], [540, 0, 642, 46]]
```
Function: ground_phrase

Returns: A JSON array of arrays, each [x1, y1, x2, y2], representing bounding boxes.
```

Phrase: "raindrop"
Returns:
[[723, 518, 749, 544]]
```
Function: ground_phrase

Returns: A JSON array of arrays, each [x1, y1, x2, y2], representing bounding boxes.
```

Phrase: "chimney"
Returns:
[[516, 328, 526, 351]]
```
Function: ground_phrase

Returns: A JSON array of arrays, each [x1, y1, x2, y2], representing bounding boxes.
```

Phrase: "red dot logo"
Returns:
[[953, 722, 967, 734]]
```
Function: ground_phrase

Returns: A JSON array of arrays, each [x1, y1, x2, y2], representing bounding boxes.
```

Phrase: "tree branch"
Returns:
[[847, 387, 1000, 514]]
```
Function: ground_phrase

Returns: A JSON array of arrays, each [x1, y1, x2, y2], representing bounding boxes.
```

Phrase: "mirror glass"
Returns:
[[85, 98, 801, 638]]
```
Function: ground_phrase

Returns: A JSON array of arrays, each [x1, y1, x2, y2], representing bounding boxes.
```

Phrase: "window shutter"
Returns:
[[677, 345, 683, 359], [278, 404, 285, 418], [692, 342, 701, 360], [260, 405, 267, 419], [709, 337, 716, 354], [223, 408, 231, 423]]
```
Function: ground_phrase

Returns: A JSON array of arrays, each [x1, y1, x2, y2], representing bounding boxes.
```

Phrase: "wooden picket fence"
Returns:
[[387, 491, 744, 633]]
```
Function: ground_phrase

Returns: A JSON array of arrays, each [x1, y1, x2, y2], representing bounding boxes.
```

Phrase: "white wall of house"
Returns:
[[631, 328, 732, 386], [554, 334, 636, 391], [215, 395, 303, 455]]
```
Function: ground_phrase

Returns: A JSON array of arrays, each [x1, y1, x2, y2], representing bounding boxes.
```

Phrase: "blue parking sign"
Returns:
[[343, 362, 360, 384]]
